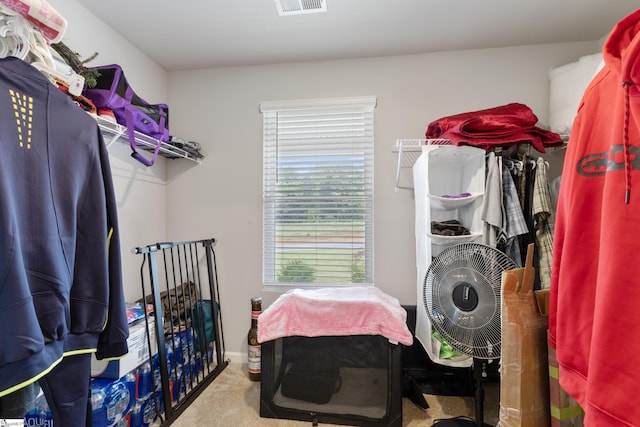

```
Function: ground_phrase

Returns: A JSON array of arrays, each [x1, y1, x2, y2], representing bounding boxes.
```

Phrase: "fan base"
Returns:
[[432, 418, 493, 427]]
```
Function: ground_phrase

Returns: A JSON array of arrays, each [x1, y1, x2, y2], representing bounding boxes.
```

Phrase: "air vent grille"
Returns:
[[275, 0, 327, 16]]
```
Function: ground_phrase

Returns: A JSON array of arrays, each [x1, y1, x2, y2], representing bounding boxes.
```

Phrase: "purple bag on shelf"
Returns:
[[83, 64, 169, 166]]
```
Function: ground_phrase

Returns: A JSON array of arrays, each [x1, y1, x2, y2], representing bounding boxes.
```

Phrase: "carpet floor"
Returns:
[[169, 361, 499, 427]]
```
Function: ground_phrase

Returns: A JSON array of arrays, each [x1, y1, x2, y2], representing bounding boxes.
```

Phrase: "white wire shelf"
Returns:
[[95, 115, 203, 164], [393, 139, 450, 191]]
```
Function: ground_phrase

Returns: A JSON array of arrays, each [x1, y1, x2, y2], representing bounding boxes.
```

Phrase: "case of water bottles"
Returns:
[[90, 373, 137, 427], [23, 391, 54, 427], [21, 325, 217, 426], [91, 318, 157, 380], [90, 357, 166, 427], [90, 327, 215, 427], [162, 327, 216, 403]]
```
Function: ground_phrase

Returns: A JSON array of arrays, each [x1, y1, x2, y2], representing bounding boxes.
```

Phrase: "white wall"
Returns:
[[164, 42, 598, 357], [48, 0, 171, 301]]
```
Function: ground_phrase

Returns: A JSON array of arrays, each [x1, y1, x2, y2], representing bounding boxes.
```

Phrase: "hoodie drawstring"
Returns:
[[622, 81, 632, 204]]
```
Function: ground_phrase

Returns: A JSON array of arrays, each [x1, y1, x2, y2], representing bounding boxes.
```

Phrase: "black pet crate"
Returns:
[[260, 334, 402, 427]]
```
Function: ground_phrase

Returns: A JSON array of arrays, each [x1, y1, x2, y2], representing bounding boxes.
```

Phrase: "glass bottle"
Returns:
[[247, 296, 262, 381]]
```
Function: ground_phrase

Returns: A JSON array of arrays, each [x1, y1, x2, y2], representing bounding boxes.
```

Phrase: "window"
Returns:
[[261, 96, 376, 288]]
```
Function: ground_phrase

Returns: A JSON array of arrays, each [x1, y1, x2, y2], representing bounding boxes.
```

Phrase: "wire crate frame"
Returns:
[[133, 237, 227, 426]]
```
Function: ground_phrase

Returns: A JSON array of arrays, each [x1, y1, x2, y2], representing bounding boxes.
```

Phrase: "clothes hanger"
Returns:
[[0, 12, 31, 60], [30, 61, 84, 96], [503, 157, 524, 176], [27, 21, 84, 96], [0, 10, 84, 96]]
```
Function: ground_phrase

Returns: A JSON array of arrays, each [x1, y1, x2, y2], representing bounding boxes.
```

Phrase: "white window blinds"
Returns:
[[261, 96, 376, 287]]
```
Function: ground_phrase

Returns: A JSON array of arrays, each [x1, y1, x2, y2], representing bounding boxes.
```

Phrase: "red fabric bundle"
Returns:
[[425, 103, 563, 153]]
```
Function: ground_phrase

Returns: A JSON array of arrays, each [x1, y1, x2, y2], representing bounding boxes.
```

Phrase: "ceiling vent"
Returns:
[[275, 0, 327, 16]]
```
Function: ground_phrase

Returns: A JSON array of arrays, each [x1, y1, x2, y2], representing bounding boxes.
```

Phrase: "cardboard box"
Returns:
[[91, 318, 157, 379], [499, 247, 550, 427]]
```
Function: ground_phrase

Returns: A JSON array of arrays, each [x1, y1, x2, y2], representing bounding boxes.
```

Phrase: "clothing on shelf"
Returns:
[[430, 220, 471, 236], [425, 102, 564, 153], [424, 102, 561, 285]]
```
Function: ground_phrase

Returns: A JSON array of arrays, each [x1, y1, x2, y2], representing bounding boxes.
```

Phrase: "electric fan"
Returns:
[[423, 242, 518, 427]]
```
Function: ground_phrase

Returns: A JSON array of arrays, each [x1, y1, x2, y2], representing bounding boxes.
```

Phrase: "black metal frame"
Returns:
[[134, 238, 227, 426], [260, 335, 403, 427]]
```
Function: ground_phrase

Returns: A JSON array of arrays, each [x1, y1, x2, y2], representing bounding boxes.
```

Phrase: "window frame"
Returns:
[[260, 96, 376, 290]]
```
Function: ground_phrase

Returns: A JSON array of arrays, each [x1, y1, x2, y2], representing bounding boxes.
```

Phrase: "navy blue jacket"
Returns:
[[0, 57, 128, 396]]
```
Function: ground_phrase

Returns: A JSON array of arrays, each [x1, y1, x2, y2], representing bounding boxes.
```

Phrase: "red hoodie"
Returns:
[[549, 8, 640, 426]]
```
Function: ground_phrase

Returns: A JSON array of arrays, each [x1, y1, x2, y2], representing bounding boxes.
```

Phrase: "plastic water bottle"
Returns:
[[124, 371, 137, 411], [151, 354, 161, 393], [104, 380, 130, 424], [142, 391, 162, 426], [165, 341, 175, 374], [137, 362, 153, 399], [90, 387, 108, 427], [24, 392, 53, 427], [129, 401, 143, 427], [173, 366, 184, 401]]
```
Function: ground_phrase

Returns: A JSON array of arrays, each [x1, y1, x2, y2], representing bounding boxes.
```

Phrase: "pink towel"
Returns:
[[257, 287, 413, 346]]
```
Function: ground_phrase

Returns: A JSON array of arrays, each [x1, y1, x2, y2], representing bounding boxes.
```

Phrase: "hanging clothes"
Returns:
[[549, 8, 640, 426], [501, 158, 528, 266], [482, 151, 505, 247], [0, 57, 128, 427], [532, 157, 554, 290]]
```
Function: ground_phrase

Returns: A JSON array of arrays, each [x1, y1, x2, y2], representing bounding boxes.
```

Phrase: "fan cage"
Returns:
[[423, 243, 518, 360]]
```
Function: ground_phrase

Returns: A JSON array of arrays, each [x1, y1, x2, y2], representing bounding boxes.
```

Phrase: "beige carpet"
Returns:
[[170, 361, 499, 427]]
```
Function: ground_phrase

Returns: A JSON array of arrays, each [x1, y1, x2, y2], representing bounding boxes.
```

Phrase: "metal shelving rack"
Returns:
[[96, 116, 203, 164], [393, 139, 450, 191]]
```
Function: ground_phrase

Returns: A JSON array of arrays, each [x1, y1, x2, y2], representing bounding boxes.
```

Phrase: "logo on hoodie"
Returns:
[[9, 89, 33, 150], [577, 144, 640, 176]]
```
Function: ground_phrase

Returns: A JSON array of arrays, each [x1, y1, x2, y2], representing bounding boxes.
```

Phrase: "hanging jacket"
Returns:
[[549, 8, 640, 426], [0, 57, 128, 397]]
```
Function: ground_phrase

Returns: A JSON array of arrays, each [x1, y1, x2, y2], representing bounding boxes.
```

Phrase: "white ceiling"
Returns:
[[75, 0, 639, 71]]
